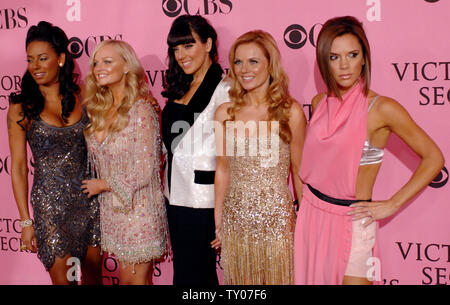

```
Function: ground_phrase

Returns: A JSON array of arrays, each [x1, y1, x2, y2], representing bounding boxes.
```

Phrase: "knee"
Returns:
[[49, 266, 73, 285], [82, 248, 103, 271], [120, 275, 145, 285], [82, 256, 102, 272]]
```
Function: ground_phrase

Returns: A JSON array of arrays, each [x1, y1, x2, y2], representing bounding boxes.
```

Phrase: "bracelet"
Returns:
[[20, 219, 34, 228]]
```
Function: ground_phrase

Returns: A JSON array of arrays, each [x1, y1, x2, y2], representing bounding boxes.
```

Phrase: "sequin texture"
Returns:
[[86, 100, 168, 265], [222, 134, 295, 284], [26, 111, 100, 271]]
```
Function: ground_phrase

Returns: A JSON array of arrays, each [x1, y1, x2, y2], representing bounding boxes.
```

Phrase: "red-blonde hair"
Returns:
[[227, 30, 294, 143]]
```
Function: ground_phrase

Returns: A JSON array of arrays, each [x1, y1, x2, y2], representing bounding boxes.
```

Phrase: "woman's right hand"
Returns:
[[21, 226, 38, 253]]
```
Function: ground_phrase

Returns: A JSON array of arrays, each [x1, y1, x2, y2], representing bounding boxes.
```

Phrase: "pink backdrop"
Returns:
[[0, 0, 448, 285]]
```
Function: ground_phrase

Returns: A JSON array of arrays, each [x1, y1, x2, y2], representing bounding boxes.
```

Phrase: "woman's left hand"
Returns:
[[211, 226, 222, 250], [347, 200, 401, 227], [81, 179, 107, 198]]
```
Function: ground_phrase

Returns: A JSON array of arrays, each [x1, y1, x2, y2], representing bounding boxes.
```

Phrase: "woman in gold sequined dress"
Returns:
[[212, 30, 306, 284]]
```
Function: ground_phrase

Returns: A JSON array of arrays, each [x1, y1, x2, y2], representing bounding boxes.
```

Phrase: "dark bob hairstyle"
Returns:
[[161, 14, 220, 101], [316, 16, 371, 99]]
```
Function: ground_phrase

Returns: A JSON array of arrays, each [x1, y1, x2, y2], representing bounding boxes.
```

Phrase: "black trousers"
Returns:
[[166, 199, 219, 285]]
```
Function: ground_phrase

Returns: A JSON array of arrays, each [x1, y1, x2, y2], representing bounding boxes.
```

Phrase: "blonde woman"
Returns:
[[213, 30, 306, 284], [81, 40, 168, 285]]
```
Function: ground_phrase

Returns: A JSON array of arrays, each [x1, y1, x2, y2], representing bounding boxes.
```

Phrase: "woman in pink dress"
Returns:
[[294, 16, 444, 285], [81, 40, 168, 285]]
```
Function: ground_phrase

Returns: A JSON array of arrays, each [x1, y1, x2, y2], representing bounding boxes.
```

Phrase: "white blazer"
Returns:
[[163, 78, 231, 208]]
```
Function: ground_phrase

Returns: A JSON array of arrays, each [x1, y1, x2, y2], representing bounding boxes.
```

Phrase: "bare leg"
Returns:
[[342, 275, 372, 285], [119, 261, 152, 285], [48, 254, 77, 285], [81, 246, 103, 285], [148, 263, 154, 285]]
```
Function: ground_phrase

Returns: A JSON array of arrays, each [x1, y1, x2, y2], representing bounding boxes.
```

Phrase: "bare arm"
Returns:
[[350, 97, 445, 225], [289, 101, 307, 203], [7, 103, 37, 252], [211, 102, 231, 249], [385, 98, 443, 204]]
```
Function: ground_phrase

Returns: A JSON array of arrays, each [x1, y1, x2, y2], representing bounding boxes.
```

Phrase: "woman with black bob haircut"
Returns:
[[7, 21, 102, 284], [161, 14, 230, 285], [162, 14, 219, 101]]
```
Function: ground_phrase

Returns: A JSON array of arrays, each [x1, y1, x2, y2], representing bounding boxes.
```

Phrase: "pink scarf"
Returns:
[[299, 80, 368, 199]]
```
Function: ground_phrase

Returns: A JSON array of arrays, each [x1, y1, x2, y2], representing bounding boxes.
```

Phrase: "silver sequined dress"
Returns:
[[26, 111, 100, 271], [222, 133, 296, 284]]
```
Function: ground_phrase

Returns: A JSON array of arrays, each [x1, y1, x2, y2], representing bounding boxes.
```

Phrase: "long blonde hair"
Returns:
[[227, 30, 293, 143], [84, 39, 158, 136]]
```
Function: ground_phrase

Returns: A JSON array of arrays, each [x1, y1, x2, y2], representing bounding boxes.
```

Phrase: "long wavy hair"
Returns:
[[9, 21, 79, 129], [316, 16, 371, 99], [161, 14, 219, 101], [227, 30, 294, 143], [84, 39, 157, 137]]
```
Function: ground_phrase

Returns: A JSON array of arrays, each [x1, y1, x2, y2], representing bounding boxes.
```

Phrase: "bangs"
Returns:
[[167, 24, 195, 47]]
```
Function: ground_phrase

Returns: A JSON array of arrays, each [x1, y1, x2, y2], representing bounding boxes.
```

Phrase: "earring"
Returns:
[[59, 62, 63, 67], [124, 71, 129, 75]]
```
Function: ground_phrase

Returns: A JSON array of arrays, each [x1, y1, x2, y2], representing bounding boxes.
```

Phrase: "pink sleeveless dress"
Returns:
[[294, 80, 377, 284]]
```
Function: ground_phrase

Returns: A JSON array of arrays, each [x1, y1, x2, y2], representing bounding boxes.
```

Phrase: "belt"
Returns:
[[307, 184, 371, 207]]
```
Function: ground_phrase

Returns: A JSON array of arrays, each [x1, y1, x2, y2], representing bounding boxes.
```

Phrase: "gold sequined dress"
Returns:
[[222, 134, 295, 284]]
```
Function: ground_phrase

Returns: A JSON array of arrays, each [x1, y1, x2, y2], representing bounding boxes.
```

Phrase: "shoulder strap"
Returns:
[[368, 96, 380, 112]]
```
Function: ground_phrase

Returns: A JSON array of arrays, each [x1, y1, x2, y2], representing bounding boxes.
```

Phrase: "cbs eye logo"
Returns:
[[284, 23, 322, 50], [162, 0, 182, 17], [424, 0, 440, 3], [0, 156, 33, 175], [68, 37, 84, 59], [0, 156, 10, 175], [67, 35, 123, 59], [162, 0, 232, 17], [429, 166, 448, 188]]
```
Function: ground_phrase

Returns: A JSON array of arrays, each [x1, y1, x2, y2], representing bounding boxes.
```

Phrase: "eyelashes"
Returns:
[[233, 59, 259, 65], [329, 52, 360, 61], [26, 56, 48, 63], [173, 43, 195, 53], [93, 60, 112, 67]]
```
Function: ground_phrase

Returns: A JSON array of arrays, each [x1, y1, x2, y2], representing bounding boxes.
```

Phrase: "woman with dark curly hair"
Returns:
[[161, 14, 230, 285], [7, 21, 102, 285], [213, 30, 306, 284]]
